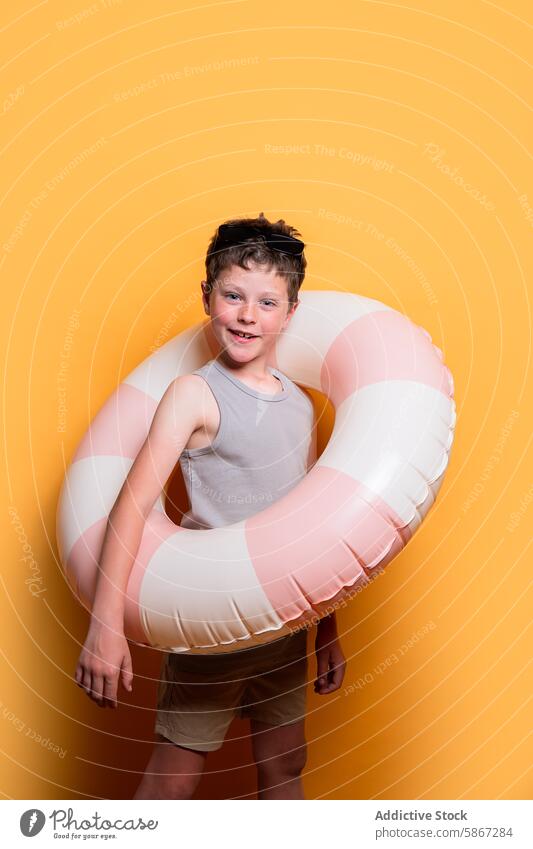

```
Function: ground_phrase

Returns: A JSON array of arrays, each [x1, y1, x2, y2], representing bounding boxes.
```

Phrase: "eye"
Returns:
[[225, 292, 240, 300], [262, 300, 276, 307]]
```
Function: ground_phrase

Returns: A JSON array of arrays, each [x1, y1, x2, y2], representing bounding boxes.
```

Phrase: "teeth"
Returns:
[[233, 330, 254, 338]]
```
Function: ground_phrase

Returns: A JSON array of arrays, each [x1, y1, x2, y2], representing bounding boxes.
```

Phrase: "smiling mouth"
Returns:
[[228, 329, 260, 339]]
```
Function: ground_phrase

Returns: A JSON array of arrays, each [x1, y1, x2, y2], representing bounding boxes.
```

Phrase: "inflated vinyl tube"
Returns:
[[56, 291, 456, 654]]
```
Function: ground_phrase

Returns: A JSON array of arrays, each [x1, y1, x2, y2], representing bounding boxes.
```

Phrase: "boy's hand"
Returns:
[[75, 622, 133, 709], [314, 614, 346, 695]]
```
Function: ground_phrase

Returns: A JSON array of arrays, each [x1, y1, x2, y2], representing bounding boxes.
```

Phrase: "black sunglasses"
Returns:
[[214, 223, 305, 256]]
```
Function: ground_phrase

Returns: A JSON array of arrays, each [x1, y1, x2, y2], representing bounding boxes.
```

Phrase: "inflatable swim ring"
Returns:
[[56, 291, 456, 654]]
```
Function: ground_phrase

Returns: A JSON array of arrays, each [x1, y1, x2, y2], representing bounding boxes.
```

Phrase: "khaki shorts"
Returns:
[[154, 629, 308, 752]]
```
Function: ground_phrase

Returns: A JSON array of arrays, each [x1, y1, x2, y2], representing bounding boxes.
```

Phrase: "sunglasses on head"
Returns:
[[214, 223, 305, 256]]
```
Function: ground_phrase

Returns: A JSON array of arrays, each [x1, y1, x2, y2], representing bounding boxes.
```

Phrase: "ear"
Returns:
[[283, 299, 299, 328], [201, 280, 211, 314]]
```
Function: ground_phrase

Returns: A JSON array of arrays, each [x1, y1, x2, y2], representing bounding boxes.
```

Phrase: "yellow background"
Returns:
[[1, 0, 531, 800]]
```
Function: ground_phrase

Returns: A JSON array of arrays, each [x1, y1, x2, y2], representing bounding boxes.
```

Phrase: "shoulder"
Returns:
[[165, 372, 208, 400], [287, 374, 313, 406], [156, 372, 216, 427], [296, 384, 314, 407], [299, 386, 316, 424], [279, 371, 315, 419]]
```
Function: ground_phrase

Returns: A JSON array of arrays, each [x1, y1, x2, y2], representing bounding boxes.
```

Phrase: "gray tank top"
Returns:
[[179, 357, 314, 531]]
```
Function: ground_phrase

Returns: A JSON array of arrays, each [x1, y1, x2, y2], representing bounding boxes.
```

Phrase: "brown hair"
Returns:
[[204, 212, 306, 308]]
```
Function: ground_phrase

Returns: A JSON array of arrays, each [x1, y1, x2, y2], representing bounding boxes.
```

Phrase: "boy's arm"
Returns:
[[75, 375, 205, 708], [91, 374, 205, 629]]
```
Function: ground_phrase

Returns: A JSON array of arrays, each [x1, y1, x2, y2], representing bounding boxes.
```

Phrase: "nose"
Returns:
[[237, 302, 257, 324]]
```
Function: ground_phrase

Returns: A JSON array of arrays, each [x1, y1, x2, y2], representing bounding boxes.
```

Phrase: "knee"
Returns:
[[259, 744, 307, 781], [165, 777, 199, 800], [135, 774, 200, 800]]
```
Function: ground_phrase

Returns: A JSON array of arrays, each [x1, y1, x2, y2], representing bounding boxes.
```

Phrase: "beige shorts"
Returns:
[[154, 629, 309, 752]]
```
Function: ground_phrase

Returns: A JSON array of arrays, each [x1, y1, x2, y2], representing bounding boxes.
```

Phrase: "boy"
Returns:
[[75, 213, 346, 800]]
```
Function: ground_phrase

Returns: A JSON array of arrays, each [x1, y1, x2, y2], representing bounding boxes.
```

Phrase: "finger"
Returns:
[[329, 661, 345, 689], [91, 674, 105, 706], [314, 660, 340, 693], [74, 664, 84, 686], [121, 653, 133, 693], [82, 668, 92, 696], [314, 674, 332, 693], [103, 676, 118, 709], [314, 681, 334, 694], [318, 679, 337, 694]]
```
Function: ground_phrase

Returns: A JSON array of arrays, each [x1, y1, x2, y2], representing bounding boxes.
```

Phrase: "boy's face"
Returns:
[[201, 264, 299, 363]]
